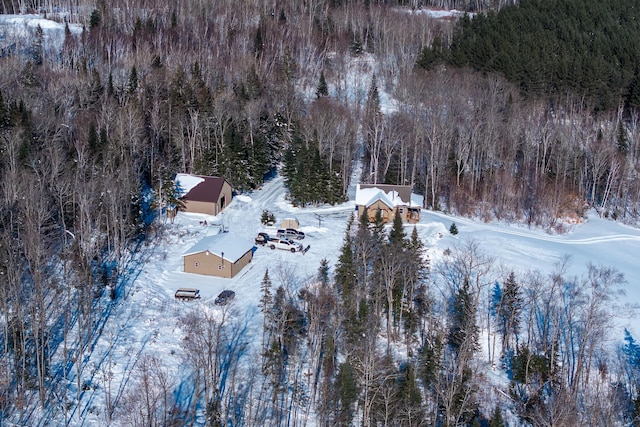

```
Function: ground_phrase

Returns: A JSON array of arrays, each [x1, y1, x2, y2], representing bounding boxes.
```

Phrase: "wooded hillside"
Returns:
[[1, 0, 640, 425]]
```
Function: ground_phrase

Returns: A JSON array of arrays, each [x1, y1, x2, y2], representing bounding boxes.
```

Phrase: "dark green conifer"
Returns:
[[316, 71, 329, 98]]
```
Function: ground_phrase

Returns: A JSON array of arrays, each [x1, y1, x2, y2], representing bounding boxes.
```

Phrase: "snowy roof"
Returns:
[[355, 184, 420, 209], [174, 173, 205, 197], [182, 232, 253, 263], [174, 173, 230, 203]]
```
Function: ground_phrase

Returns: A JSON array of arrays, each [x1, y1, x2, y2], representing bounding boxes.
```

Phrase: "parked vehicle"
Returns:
[[255, 232, 272, 245], [268, 238, 305, 253], [277, 228, 305, 240], [215, 290, 236, 305], [175, 288, 201, 300]]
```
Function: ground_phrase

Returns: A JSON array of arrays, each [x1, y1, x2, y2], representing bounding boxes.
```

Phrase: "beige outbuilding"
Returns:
[[175, 173, 233, 216], [182, 232, 254, 278]]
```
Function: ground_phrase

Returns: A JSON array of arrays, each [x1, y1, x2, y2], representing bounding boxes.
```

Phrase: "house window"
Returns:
[[194, 261, 199, 268]]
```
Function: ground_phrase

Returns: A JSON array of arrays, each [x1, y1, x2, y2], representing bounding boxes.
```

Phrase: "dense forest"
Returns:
[[418, 0, 640, 111], [1, 0, 640, 425]]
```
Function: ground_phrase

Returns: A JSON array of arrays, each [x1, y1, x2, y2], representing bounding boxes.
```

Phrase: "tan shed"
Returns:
[[182, 232, 253, 278], [280, 217, 300, 229]]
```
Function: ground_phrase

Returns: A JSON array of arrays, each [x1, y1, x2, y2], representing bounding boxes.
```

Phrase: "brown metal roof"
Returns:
[[183, 175, 228, 203]]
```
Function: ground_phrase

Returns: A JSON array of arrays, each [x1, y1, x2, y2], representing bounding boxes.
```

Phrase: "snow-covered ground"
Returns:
[[6, 10, 639, 426], [56, 172, 640, 426], [0, 14, 82, 51]]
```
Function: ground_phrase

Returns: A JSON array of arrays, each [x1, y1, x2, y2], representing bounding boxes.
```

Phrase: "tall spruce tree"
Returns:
[[316, 71, 329, 98], [498, 271, 523, 353], [448, 279, 478, 357], [388, 209, 406, 248]]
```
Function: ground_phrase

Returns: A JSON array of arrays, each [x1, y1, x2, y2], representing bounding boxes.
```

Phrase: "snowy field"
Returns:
[[58, 172, 640, 426]]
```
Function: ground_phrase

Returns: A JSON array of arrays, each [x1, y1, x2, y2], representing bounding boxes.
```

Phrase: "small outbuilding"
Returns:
[[175, 173, 233, 216], [280, 217, 300, 229], [182, 232, 253, 278]]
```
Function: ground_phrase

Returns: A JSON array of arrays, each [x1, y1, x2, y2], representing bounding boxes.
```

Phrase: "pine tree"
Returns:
[[316, 71, 329, 98], [388, 209, 406, 248], [369, 209, 385, 244], [335, 218, 355, 300], [489, 406, 505, 427], [31, 24, 44, 66], [498, 271, 523, 353], [318, 258, 330, 286], [335, 361, 358, 425], [365, 74, 381, 118], [449, 223, 459, 235], [127, 66, 138, 94], [396, 362, 423, 418], [448, 279, 478, 357], [259, 269, 273, 315], [416, 36, 445, 70], [89, 9, 101, 29], [261, 210, 275, 225], [0, 90, 9, 129], [617, 122, 629, 156], [89, 69, 104, 105], [107, 73, 114, 97], [253, 26, 264, 55], [87, 122, 101, 156]]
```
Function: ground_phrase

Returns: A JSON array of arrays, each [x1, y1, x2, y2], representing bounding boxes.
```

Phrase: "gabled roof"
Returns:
[[355, 184, 420, 209], [182, 232, 253, 263], [175, 173, 231, 203]]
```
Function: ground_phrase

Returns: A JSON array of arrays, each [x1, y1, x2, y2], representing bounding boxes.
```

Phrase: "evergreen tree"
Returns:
[[89, 69, 104, 106], [371, 209, 385, 244], [335, 361, 358, 425], [107, 72, 114, 97], [498, 272, 523, 353], [365, 74, 381, 118], [89, 9, 101, 28], [259, 269, 273, 315], [127, 66, 138, 94], [31, 24, 44, 66], [0, 90, 10, 129], [335, 218, 355, 301], [318, 258, 330, 286], [396, 362, 423, 420], [489, 406, 505, 427], [618, 122, 629, 156], [21, 61, 37, 87], [87, 122, 101, 156], [316, 71, 329, 98], [388, 209, 406, 247], [450, 223, 459, 235], [416, 36, 445, 70], [448, 279, 478, 357], [253, 26, 264, 55], [261, 209, 275, 225]]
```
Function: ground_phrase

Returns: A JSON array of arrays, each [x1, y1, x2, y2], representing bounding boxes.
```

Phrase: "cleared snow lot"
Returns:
[[67, 174, 640, 427]]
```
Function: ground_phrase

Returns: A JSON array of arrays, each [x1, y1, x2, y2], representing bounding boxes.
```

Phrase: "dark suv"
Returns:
[[277, 228, 305, 240], [215, 290, 236, 305]]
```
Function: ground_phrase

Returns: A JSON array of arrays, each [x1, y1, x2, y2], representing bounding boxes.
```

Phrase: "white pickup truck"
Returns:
[[268, 238, 306, 253]]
